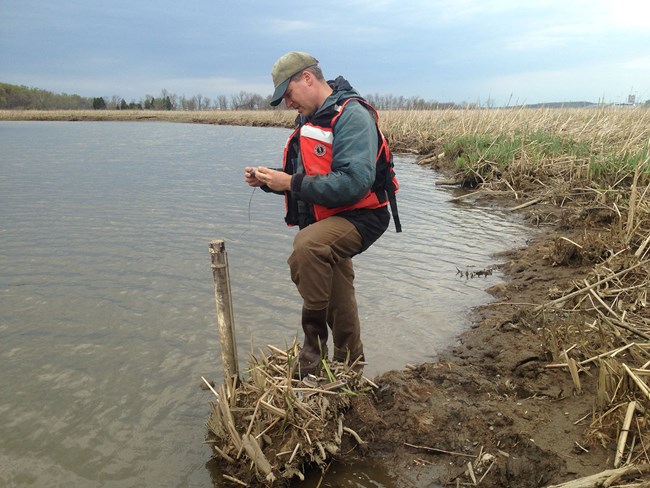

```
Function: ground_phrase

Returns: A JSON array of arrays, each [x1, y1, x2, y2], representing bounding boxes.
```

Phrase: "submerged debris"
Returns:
[[456, 265, 495, 279], [204, 341, 374, 486]]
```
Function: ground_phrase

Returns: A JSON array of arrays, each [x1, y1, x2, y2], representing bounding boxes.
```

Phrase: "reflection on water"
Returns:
[[0, 121, 530, 487]]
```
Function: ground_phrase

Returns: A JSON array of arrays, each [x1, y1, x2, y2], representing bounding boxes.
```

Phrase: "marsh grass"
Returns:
[[391, 107, 650, 183], [394, 107, 650, 256], [441, 131, 592, 182]]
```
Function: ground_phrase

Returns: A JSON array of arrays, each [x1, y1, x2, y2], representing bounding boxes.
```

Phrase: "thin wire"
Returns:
[[247, 187, 256, 225], [234, 187, 257, 240]]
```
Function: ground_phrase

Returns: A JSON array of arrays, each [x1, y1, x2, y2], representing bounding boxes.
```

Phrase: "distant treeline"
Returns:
[[1, 82, 648, 111], [0, 82, 470, 111]]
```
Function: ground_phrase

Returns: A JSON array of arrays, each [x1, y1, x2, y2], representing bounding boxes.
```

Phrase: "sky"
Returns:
[[1, 0, 649, 106]]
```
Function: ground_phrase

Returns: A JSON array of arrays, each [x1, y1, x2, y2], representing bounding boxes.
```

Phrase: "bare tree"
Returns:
[[230, 91, 248, 110], [216, 95, 228, 110]]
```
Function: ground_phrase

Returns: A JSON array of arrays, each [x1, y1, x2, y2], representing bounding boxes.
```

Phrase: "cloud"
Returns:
[[267, 19, 315, 33], [479, 53, 650, 104], [621, 54, 650, 72], [2, 0, 648, 105], [503, 24, 595, 51], [502, 0, 650, 51], [594, 0, 650, 30]]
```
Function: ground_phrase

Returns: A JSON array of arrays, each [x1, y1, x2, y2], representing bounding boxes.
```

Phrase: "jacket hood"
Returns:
[[318, 76, 362, 111], [328, 76, 354, 93], [327, 76, 362, 102]]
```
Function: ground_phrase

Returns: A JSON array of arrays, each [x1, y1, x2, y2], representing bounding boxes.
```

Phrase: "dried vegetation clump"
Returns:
[[204, 342, 374, 486]]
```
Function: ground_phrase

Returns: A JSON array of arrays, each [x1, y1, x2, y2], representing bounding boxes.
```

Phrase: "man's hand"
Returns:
[[244, 166, 264, 187], [252, 166, 292, 192]]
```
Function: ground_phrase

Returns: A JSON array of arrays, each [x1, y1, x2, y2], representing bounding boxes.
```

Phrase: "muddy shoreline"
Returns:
[[339, 191, 621, 486]]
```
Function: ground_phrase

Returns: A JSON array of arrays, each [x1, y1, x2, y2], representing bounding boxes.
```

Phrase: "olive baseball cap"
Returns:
[[270, 51, 318, 106]]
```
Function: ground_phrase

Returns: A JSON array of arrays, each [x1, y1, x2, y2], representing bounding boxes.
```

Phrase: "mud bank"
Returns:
[[339, 195, 646, 487]]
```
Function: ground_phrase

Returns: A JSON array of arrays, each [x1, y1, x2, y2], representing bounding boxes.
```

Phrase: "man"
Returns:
[[244, 51, 397, 378]]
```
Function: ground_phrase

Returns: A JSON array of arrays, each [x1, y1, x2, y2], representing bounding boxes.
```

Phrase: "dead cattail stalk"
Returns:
[[534, 259, 649, 312], [404, 442, 476, 458], [213, 445, 235, 463], [288, 442, 301, 464], [509, 197, 544, 211], [636, 231, 650, 259], [626, 154, 650, 245], [615, 401, 638, 467], [545, 463, 650, 487], [567, 357, 583, 394], [624, 364, 650, 401], [201, 376, 220, 399], [259, 400, 286, 418], [222, 474, 248, 486], [343, 426, 366, 445], [241, 434, 274, 480]]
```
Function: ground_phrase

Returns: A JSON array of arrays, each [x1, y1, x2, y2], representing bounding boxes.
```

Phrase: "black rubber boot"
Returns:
[[327, 294, 364, 369], [298, 307, 329, 378]]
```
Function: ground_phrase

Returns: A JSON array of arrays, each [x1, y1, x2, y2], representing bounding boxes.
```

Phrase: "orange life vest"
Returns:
[[282, 98, 401, 231]]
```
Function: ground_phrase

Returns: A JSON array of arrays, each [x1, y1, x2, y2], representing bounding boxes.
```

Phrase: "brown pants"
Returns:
[[288, 217, 364, 359]]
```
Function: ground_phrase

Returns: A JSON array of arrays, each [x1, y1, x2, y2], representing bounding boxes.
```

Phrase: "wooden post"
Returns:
[[209, 239, 239, 381]]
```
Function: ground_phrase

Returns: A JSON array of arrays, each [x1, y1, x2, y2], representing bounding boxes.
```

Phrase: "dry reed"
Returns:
[[205, 341, 373, 486]]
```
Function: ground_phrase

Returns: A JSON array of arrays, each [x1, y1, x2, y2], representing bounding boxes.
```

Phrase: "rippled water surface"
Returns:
[[0, 121, 530, 487]]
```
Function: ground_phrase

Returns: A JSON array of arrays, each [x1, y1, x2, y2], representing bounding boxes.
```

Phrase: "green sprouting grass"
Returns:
[[445, 131, 592, 173], [589, 146, 650, 183], [442, 131, 650, 185]]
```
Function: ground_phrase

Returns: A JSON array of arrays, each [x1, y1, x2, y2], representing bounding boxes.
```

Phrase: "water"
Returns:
[[0, 121, 530, 487]]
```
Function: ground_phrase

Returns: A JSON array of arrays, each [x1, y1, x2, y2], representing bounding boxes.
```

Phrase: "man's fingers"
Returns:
[[257, 168, 272, 183]]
